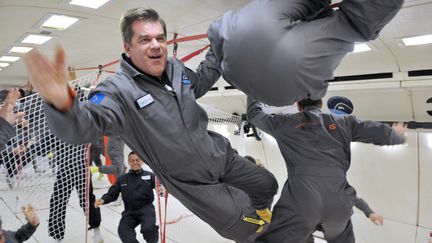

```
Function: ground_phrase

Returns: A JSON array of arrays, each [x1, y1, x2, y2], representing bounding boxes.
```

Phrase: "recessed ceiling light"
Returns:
[[352, 43, 371, 53], [0, 63, 10, 68], [21, 34, 52, 44], [0, 68, 2, 71], [402, 34, 432, 46], [0, 56, 20, 62], [69, 0, 110, 9], [42, 15, 79, 30], [9, 47, 33, 54]]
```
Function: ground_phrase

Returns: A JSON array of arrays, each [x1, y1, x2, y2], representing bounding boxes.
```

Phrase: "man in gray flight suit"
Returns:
[[208, 0, 404, 106], [247, 97, 406, 243], [24, 8, 278, 243]]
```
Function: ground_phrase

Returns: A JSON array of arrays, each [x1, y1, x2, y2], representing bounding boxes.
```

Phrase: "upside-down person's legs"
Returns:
[[254, 182, 319, 243], [339, 0, 404, 41], [153, 169, 271, 242], [222, 154, 278, 211]]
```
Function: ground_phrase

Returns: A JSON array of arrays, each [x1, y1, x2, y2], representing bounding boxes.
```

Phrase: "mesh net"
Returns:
[[0, 71, 244, 242], [0, 72, 98, 241], [199, 103, 242, 127]]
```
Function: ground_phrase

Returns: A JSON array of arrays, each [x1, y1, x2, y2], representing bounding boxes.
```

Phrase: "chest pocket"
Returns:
[[132, 91, 157, 119]]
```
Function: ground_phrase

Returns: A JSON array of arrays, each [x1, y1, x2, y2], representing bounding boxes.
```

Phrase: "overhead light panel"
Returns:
[[21, 34, 52, 44], [69, 0, 110, 9], [352, 43, 371, 53], [0, 63, 10, 68], [9, 46, 33, 53], [402, 34, 432, 46], [42, 14, 79, 30], [0, 56, 20, 62]]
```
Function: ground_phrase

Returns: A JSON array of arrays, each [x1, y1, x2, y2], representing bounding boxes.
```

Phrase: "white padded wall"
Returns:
[[347, 131, 418, 225], [352, 213, 417, 243], [418, 131, 432, 229], [259, 133, 287, 203]]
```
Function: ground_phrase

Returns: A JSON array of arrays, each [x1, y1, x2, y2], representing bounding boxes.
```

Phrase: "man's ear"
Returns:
[[124, 43, 130, 57]]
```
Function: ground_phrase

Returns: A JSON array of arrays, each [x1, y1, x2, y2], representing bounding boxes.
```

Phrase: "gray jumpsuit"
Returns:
[[305, 196, 376, 243], [247, 98, 405, 243], [43, 52, 278, 242], [208, 0, 404, 106]]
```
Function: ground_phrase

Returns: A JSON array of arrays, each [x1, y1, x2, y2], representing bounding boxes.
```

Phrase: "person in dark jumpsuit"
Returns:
[[247, 97, 407, 243], [24, 8, 278, 243], [208, 0, 404, 106], [95, 151, 158, 243]]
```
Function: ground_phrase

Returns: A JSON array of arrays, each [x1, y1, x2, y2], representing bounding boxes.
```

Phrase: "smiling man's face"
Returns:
[[124, 20, 167, 78]]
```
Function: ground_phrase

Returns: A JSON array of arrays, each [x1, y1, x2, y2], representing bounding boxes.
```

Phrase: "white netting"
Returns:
[[0, 72, 98, 241], [199, 103, 242, 127], [0, 71, 245, 242]]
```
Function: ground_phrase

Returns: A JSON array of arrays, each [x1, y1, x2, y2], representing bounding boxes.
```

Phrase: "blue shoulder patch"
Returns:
[[89, 93, 105, 105], [182, 72, 191, 85]]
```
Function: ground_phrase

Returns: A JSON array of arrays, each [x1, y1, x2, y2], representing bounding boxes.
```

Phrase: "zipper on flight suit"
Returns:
[[164, 84, 176, 97]]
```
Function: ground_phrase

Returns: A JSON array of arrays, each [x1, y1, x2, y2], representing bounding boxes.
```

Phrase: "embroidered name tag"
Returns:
[[141, 175, 151, 180], [136, 94, 154, 109]]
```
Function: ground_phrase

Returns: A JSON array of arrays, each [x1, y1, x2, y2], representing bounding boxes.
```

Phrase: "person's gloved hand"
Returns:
[[90, 166, 99, 175], [47, 151, 54, 159]]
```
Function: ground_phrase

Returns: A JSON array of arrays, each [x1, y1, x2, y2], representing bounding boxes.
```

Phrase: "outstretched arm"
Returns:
[[100, 179, 122, 205], [14, 204, 39, 242], [353, 197, 384, 226], [24, 47, 126, 145], [246, 97, 284, 135], [186, 47, 221, 98], [350, 117, 406, 145]]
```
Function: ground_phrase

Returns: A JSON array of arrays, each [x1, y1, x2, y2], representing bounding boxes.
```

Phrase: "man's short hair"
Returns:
[[297, 98, 322, 110], [128, 151, 136, 158], [120, 8, 167, 44]]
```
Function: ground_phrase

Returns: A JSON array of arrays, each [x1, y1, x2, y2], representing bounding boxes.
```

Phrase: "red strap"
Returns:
[[156, 178, 168, 243], [180, 45, 211, 62], [85, 144, 92, 243], [101, 60, 120, 68], [167, 34, 208, 45], [103, 136, 117, 185]]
